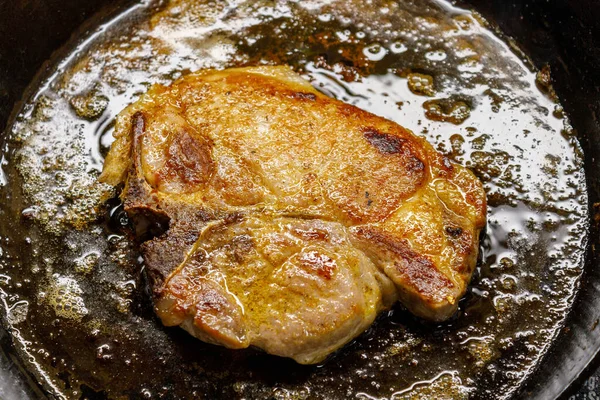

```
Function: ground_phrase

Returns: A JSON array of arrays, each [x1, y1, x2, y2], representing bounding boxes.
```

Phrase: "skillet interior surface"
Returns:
[[0, 0, 597, 399], [465, 1, 600, 399]]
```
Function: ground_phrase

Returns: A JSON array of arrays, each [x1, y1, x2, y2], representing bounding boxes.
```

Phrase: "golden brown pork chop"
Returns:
[[100, 66, 486, 364]]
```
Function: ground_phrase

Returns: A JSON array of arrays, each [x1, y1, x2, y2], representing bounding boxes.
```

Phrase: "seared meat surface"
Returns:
[[100, 66, 486, 364]]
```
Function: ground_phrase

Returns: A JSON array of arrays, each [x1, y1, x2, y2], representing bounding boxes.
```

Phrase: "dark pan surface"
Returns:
[[0, 0, 598, 399], [464, 1, 600, 399]]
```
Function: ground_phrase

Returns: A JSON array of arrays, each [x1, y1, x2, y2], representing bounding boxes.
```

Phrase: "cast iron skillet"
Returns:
[[0, 0, 598, 398]]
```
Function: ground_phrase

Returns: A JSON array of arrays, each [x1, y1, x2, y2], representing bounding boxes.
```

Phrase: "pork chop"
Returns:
[[100, 66, 487, 364]]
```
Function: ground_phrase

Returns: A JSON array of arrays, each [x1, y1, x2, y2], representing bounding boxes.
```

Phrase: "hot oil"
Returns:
[[0, 0, 588, 399]]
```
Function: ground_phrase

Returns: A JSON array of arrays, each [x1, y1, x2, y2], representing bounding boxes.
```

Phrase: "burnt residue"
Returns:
[[0, 0, 589, 399], [363, 127, 407, 155], [446, 226, 464, 237]]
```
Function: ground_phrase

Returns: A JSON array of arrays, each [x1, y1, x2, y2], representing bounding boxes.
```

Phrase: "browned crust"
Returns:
[[155, 130, 215, 193], [352, 226, 454, 301]]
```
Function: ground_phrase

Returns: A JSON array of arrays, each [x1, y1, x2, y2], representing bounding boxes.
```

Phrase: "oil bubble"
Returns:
[[407, 73, 435, 96], [390, 41, 408, 54], [425, 50, 447, 61], [69, 88, 109, 121], [7, 301, 29, 325], [423, 98, 471, 124], [363, 43, 388, 61], [74, 252, 99, 275], [47, 275, 88, 320], [317, 13, 332, 22]]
